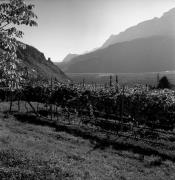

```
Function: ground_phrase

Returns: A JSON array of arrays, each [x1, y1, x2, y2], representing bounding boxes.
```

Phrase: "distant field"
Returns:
[[67, 71, 175, 87]]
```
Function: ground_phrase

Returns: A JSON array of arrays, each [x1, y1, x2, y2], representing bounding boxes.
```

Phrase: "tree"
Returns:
[[0, 0, 37, 90], [157, 76, 171, 89]]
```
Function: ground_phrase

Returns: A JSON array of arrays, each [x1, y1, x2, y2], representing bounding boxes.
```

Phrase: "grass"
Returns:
[[0, 102, 175, 179]]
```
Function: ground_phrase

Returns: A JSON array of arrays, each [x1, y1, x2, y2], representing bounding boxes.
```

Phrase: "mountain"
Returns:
[[63, 8, 175, 73], [16, 45, 68, 81], [65, 36, 175, 73], [55, 47, 101, 71], [62, 53, 78, 63], [55, 53, 79, 72], [102, 8, 175, 48]]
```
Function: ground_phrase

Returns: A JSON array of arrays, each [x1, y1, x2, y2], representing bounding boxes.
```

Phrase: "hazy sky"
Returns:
[[21, 0, 175, 62]]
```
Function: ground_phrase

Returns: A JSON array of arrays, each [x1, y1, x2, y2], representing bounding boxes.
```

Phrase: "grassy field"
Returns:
[[1, 102, 175, 179]]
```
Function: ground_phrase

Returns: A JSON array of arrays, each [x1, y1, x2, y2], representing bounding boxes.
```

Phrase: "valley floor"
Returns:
[[0, 110, 175, 180]]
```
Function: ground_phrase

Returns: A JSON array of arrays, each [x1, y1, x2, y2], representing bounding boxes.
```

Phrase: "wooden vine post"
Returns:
[[120, 85, 125, 132], [157, 73, 160, 84], [82, 78, 85, 88], [9, 80, 13, 113], [50, 77, 53, 121], [115, 75, 119, 93], [109, 75, 112, 87], [95, 82, 97, 90], [116, 75, 118, 84]]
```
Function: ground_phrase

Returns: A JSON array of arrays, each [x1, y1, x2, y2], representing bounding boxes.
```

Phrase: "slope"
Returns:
[[17, 44, 68, 81]]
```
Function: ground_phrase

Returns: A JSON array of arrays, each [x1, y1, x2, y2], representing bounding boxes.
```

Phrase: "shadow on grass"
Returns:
[[14, 113, 56, 128], [55, 123, 175, 163], [13, 113, 175, 163]]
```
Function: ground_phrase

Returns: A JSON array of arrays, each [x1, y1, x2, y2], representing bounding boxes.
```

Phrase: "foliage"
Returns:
[[157, 76, 171, 89], [1, 80, 175, 131], [0, 0, 37, 90]]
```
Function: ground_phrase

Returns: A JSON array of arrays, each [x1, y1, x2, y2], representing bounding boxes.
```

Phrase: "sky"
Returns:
[[20, 0, 175, 62]]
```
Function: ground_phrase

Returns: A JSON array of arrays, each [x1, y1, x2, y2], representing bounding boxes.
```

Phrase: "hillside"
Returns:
[[17, 45, 68, 81], [65, 36, 175, 73], [102, 8, 175, 48]]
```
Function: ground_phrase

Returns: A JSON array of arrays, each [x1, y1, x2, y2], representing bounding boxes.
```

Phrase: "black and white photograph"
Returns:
[[0, 0, 175, 179]]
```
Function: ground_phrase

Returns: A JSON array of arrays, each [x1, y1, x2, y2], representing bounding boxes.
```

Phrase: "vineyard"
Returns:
[[1, 78, 175, 162], [2, 1, 175, 179], [1, 79, 175, 131]]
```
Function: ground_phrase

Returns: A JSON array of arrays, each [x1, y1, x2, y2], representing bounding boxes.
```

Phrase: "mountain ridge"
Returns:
[[62, 53, 78, 63], [65, 36, 175, 73], [102, 8, 175, 48], [58, 8, 175, 74]]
